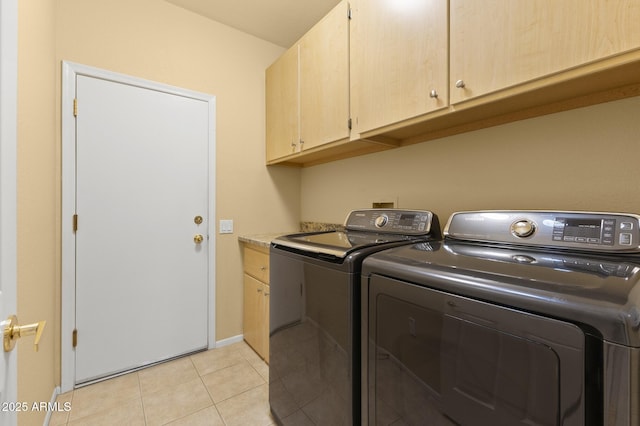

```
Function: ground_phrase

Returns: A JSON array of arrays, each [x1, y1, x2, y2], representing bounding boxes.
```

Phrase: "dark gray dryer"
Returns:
[[269, 209, 440, 426], [361, 210, 640, 426]]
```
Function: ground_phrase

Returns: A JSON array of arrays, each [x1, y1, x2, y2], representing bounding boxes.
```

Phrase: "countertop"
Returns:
[[238, 232, 295, 248], [239, 222, 343, 248]]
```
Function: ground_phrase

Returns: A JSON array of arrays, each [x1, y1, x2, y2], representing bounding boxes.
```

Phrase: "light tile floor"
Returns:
[[50, 341, 275, 426]]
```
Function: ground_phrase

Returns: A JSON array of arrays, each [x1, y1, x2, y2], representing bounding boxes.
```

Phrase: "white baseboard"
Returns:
[[215, 334, 243, 348], [43, 386, 60, 426]]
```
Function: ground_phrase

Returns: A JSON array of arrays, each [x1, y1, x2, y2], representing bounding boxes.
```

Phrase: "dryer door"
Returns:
[[366, 274, 589, 426]]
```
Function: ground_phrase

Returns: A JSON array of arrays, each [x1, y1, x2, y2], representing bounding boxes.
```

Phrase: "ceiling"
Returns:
[[165, 0, 341, 48]]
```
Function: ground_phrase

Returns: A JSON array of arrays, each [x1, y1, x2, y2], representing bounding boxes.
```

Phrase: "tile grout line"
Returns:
[[61, 343, 266, 426], [62, 388, 75, 426], [63, 388, 75, 425], [136, 371, 148, 426], [191, 354, 228, 425]]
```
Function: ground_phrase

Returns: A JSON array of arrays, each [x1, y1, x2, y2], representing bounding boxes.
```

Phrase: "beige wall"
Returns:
[[301, 96, 640, 225], [18, 0, 58, 424], [18, 0, 299, 424]]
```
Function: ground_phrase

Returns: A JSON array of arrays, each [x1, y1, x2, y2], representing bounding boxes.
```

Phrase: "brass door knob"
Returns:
[[194, 234, 204, 244], [2, 315, 46, 352]]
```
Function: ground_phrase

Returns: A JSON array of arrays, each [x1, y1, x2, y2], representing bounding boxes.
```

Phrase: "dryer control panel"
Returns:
[[444, 211, 640, 253]]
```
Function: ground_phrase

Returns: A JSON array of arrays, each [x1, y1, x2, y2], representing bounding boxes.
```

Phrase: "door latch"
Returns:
[[2, 315, 46, 352]]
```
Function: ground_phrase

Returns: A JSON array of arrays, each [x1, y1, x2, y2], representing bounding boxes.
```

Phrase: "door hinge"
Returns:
[[73, 214, 78, 232], [73, 98, 78, 117], [72, 329, 78, 348], [348, 118, 352, 130]]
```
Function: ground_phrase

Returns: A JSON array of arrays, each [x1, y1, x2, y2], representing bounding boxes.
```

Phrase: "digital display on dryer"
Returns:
[[553, 218, 614, 245], [563, 219, 601, 239]]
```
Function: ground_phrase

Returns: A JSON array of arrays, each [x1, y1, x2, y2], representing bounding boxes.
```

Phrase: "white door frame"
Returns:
[[61, 61, 217, 392], [0, 0, 18, 422]]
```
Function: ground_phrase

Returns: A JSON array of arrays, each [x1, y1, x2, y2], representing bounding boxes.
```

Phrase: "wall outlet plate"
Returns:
[[372, 201, 395, 208], [371, 196, 398, 209], [219, 219, 234, 234]]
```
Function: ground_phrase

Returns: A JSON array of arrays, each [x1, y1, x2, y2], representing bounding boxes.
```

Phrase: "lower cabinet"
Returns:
[[242, 244, 270, 363]]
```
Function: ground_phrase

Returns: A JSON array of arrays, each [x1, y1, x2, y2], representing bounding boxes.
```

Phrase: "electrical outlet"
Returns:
[[219, 219, 234, 234]]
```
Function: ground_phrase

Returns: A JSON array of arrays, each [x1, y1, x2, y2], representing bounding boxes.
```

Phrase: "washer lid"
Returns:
[[272, 209, 439, 258], [272, 230, 418, 258], [362, 241, 640, 347]]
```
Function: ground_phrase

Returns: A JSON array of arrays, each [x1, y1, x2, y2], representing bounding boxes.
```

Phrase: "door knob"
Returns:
[[194, 234, 204, 244], [2, 315, 46, 352]]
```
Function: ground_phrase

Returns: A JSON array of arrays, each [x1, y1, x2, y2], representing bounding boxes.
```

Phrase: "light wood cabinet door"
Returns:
[[243, 273, 269, 361], [350, 0, 448, 136], [450, 0, 640, 104], [243, 274, 263, 355], [266, 46, 299, 161], [263, 285, 270, 363], [299, 0, 350, 150], [243, 244, 270, 361]]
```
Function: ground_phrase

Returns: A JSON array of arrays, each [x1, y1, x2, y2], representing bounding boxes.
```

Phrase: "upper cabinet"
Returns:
[[266, 46, 298, 161], [450, 0, 640, 104], [299, 0, 350, 152], [350, 0, 448, 137], [266, 0, 351, 164], [266, 0, 640, 166]]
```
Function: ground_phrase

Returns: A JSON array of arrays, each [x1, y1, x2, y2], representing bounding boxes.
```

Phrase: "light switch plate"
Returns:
[[219, 219, 234, 234]]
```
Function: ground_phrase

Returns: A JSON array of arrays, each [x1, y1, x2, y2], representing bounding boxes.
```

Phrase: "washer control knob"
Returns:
[[375, 215, 389, 228], [511, 220, 536, 238]]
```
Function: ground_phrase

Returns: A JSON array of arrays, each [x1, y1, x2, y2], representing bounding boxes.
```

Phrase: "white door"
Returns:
[[0, 0, 18, 423], [74, 74, 211, 384]]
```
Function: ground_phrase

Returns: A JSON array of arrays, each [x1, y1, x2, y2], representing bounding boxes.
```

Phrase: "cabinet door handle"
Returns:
[[455, 79, 466, 88], [257, 288, 263, 293], [429, 89, 438, 99], [264, 292, 270, 296], [260, 266, 267, 271]]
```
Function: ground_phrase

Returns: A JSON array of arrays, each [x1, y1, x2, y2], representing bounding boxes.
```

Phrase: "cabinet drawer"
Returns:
[[243, 245, 270, 283]]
